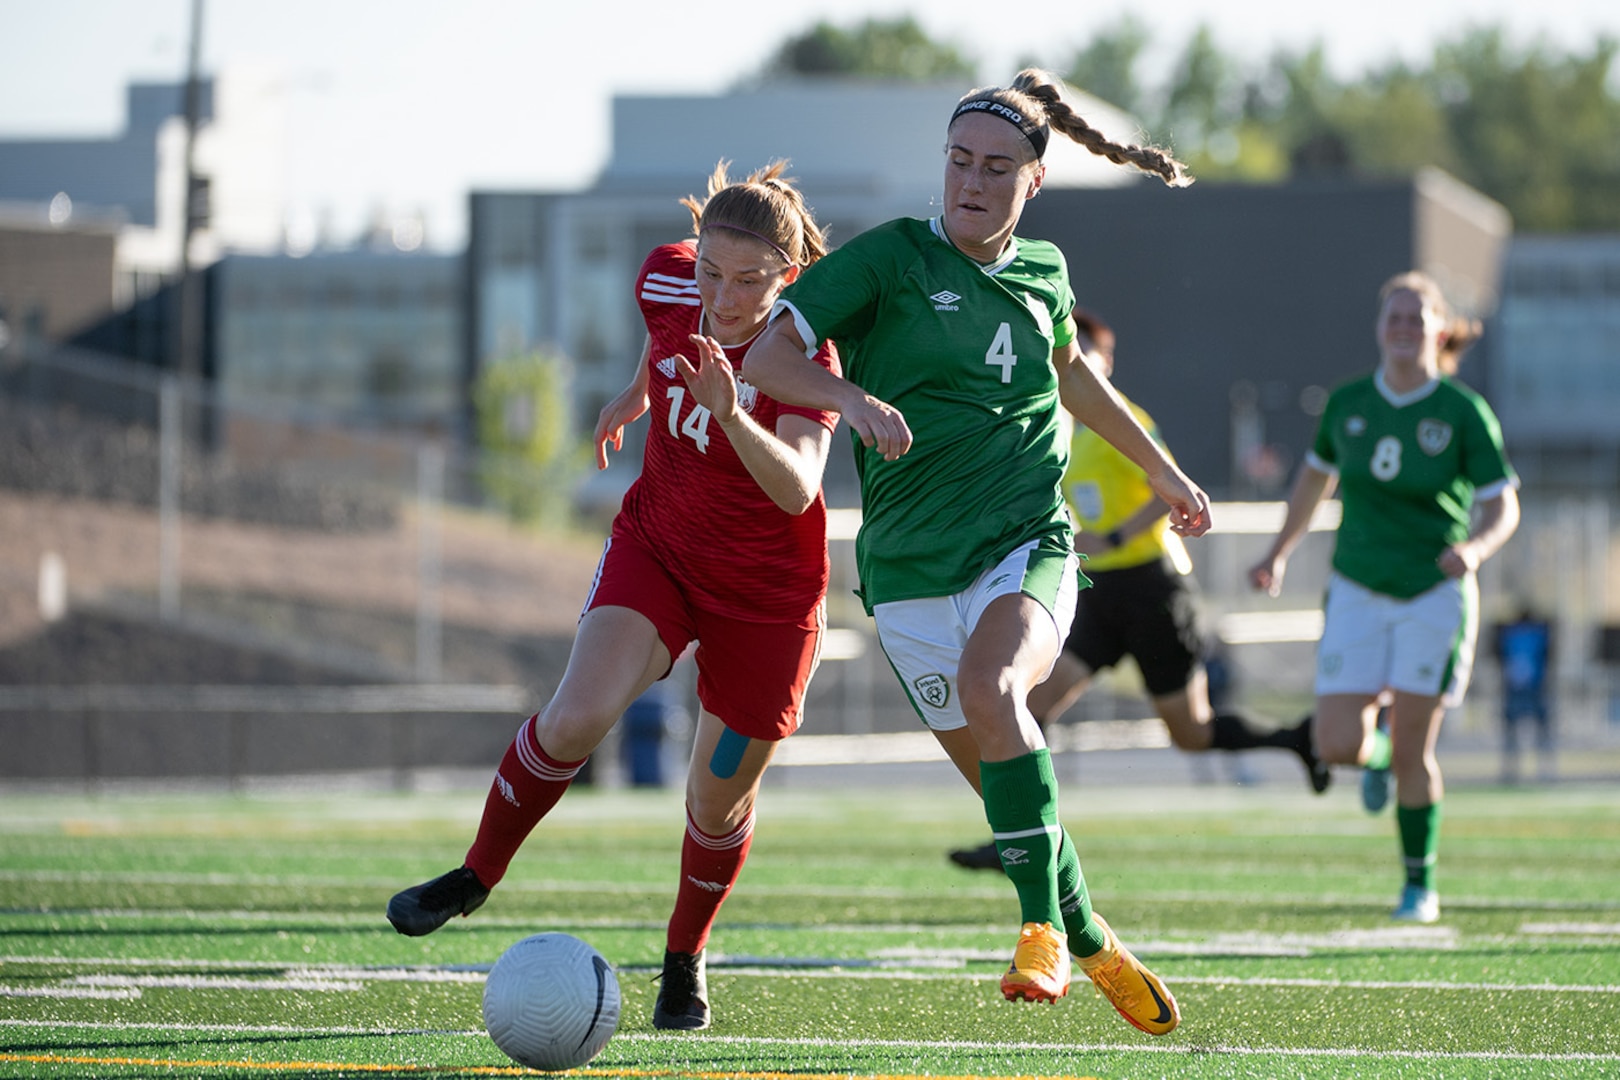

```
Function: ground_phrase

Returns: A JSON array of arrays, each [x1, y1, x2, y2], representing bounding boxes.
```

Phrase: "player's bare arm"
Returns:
[[685, 334, 832, 515], [1249, 464, 1336, 596], [744, 315, 913, 462], [593, 336, 654, 470], [1439, 486, 1520, 578], [1054, 339, 1210, 536]]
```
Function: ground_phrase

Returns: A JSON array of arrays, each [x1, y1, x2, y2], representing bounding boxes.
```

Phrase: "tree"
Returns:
[[760, 16, 975, 82], [1059, 16, 1150, 117], [1433, 31, 1620, 231], [473, 351, 585, 527]]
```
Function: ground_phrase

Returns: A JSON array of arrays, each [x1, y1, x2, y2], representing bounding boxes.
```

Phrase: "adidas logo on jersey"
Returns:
[[657, 356, 679, 379], [930, 290, 962, 311]]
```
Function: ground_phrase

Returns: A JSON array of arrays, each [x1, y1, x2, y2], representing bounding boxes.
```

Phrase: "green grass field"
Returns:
[[2, 771, 1617, 1079]]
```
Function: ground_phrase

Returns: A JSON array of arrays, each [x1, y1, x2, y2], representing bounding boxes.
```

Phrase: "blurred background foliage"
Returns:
[[473, 350, 585, 528], [760, 16, 1620, 232]]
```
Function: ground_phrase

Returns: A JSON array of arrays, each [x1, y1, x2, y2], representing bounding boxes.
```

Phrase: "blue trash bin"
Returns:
[[621, 692, 670, 787]]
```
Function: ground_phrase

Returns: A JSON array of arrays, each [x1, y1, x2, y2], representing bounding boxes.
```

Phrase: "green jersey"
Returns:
[[777, 216, 1076, 610], [1311, 372, 1518, 599]]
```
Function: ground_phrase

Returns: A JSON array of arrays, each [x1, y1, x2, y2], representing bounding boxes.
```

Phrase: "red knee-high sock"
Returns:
[[463, 715, 587, 888], [666, 807, 754, 955]]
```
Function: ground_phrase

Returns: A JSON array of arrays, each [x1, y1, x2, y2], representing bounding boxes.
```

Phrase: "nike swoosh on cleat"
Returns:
[[1144, 976, 1173, 1024]]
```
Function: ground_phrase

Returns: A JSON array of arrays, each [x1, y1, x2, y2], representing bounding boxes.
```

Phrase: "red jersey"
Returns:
[[613, 242, 840, 622]]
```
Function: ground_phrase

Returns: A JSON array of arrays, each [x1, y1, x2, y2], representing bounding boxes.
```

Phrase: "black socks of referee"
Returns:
[[1210, 711, 1301, 752], [1210, 712, 1331, 793]]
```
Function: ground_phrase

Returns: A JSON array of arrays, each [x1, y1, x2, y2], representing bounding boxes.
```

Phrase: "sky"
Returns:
[[2, 0, 1616, 251]]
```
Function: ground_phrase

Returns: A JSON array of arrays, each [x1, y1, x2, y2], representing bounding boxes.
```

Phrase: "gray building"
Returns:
[[0, 82, 210, 228], [1492, 235, 1620, 493], [0, 202, 121, 350], [213, 251, 464, 436], [1019, 168, 1511, 496]]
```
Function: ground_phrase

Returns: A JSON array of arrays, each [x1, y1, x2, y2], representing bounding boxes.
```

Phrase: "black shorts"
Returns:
[[1064, 556, 1204, 697]]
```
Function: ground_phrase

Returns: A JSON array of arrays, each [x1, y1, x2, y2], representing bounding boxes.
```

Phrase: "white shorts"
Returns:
[[872, 539, 1080, 732], [1314, 572, 1478, 707]]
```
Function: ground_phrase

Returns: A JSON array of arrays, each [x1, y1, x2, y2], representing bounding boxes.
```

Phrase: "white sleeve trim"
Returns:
[[1303, 449, 1339, 477], [770, 299, 820, 359], [1474, 475, 1520, 501]]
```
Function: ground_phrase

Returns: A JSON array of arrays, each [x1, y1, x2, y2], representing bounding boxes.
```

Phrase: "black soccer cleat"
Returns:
[[386, 865, 490, 936], [1291, 716, 1333, 795], [652, 948, 710, 1030], [948, 839, 1004, 872]]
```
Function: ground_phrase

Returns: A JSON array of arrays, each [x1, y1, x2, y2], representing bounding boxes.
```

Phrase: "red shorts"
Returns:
[[585, 534, 825, 742]]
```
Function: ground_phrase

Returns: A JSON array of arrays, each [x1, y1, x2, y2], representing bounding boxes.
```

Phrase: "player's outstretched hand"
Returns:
[[593, 382, 650, 470], [680, 334, 740, 423], [1249, 553, 1287, 597], [1149, 465, 1211, 538]]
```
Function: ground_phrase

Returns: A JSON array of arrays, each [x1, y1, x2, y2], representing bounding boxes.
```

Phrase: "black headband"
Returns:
[[950, 98, 1050, 160]]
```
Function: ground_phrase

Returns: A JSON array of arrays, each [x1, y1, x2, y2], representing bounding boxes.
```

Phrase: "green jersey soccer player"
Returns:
[[1251, 271, 1520, 926], [746, 69, 1208, 1035]]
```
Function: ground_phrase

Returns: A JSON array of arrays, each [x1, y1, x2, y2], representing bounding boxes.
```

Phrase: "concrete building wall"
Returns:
[[1019, 169, 1510, 497]]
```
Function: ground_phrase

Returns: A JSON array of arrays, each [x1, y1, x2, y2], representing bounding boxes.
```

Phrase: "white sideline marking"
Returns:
[[71, 974, 364, 992], [1168, 975, 1620, 994], [1, 1018, 1617, 1065], [0, 955, 493, 972], [10, 869, 1619, 913], [1522, 921, 1620, 935], [0, 986, 140, 1000], [6, 954, 1618, 996]]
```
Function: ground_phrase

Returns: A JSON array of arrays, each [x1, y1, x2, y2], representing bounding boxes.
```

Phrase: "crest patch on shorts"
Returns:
[[913, 673, 951, 709]]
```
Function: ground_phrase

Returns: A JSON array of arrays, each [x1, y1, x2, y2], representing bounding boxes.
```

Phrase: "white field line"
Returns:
[[7, 868, 1620, 912], [70, 974, 365, 991], [1, 1017, 1617, 1065], [0, 986, 139, 999], [1521, 921, 1620, 935], [4, 954, 1618, 996], [0, 955, 495, 971]]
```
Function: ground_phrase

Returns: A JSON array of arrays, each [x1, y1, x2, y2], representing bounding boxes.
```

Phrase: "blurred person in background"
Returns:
[[1493, 603, 1555, 784], [388, 161, 841, 1031], [1249, 271, 1520, 924], [1437, 313, 1483, 379], [948, 309, 1327, 872], [744, 69, 1203, 1036]]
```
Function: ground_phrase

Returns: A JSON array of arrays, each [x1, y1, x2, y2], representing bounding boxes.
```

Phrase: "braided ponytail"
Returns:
[[952, 69, 1192, 188]]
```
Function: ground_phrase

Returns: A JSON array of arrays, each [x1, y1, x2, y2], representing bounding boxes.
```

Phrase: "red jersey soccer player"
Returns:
[[388, 162, 840, 1031]]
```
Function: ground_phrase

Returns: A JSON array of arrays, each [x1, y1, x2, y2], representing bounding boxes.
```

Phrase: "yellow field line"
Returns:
[[0, 1052, 1100, 1080]]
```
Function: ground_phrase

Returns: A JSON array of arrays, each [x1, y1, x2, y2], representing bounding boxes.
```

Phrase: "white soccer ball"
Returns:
[[482, 932, 621, 1070]]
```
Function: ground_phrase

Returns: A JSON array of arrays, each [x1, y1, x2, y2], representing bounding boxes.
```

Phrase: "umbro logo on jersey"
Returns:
[[686, 875, 728, 893], [656, 355, 679, 379], [1346, 415, 1367, 435], [999, 846, 1030, 865], [930, 290, 962, 311], [495, 773, 520, 807]]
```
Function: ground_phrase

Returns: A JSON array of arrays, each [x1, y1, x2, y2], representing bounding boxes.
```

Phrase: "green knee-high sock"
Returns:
[[980, 750, 1063, 932], [1397, 802, 1442, 890], [1366, 727, 1393, 770], [1054, 826, 1107, 957]]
